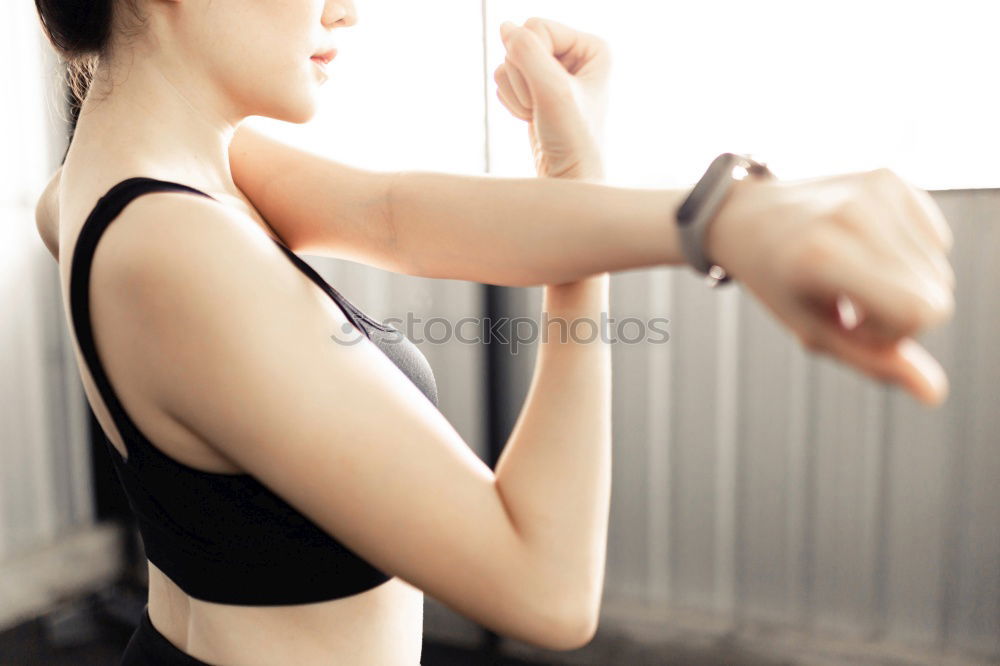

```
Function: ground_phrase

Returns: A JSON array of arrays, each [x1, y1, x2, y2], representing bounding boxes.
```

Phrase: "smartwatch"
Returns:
[[675, 153, 774, 287]]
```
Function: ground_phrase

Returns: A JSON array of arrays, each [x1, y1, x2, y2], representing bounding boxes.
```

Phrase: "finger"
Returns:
[[494, 66, 532, 121], [525, 17, 610, 76], [521, 17, 599, 60], [496, 83, 531, 122], [789, 292, 949, 406], [835, 196, 935, 288], [500, 23, 572, 105], [876, 184, 956, 291], [795, 230, 953, 341], [801, 310, 949, 406], [503, 56, 534, 111], [893, 217, 956, 292], [827, 294, 935, 354], [906, 186, 955, 253]]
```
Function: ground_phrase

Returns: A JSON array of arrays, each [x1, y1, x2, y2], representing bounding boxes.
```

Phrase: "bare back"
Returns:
[[56, 168, 425, 665]]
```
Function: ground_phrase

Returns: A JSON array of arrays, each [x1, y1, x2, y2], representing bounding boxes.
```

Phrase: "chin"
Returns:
[[259, 91, 319, 125], [283, 101, 319, 125]]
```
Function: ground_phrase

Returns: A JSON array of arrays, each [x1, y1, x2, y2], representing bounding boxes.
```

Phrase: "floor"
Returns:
[[0, 606, 802, 666], [0, 582, 792, 666], [0, 612, 550, 666], [0, 581, 551, 666]]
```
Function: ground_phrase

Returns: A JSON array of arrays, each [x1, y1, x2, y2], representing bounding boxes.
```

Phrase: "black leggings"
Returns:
[[120, 605, 215, 665]]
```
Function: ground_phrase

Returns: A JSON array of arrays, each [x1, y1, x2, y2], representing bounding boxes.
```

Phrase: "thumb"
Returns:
[[500, 22, 571, 105]]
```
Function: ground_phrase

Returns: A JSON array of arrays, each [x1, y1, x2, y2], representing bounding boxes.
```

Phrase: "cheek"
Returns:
[[202, 4, 321, 122], [219, 44, 321, 122], [256, 60, 322, 123]]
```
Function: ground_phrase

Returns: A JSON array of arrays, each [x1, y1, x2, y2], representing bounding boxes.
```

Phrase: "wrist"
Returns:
[[540, 155, 607, 292], [702, 170, 773, 283], [539, 148, 605, 183], [551, 163, 605, 182], [543, 272, 609, 312]]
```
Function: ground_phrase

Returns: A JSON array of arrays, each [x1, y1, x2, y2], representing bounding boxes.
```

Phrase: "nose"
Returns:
[[323, 1, 357, 28]]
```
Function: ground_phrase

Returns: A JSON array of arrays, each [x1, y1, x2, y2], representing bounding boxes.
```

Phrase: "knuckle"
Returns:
[[588, 33, 609, 50], [897, 297, 929, 333], [595, 38, 613, 67], [797, 329, 825, 354], [831, 200, 864, 233], [939, 297, 956, 324], [921, 288, 955, 325], [942, 229, 955, 254], [865, 166, 901, 191], [506, 32, 533, 58], [524, 17, 546, 31]]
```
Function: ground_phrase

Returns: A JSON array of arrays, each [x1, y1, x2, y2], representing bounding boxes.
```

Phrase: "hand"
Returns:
[[494, 18, 611, 181], [708, 168, 955, 406]]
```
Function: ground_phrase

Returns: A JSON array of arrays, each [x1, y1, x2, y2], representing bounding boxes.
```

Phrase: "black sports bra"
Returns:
[[67, 177, 437, 605]]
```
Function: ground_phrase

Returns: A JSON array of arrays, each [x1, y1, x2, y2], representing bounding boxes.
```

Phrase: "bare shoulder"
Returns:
[[35, 166, 62, 259], [90, 187, 288, 294], [96, 190, 581, 651]]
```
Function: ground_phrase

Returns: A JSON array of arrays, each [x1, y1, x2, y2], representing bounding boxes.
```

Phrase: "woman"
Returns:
[[32, 0, 954, 664]]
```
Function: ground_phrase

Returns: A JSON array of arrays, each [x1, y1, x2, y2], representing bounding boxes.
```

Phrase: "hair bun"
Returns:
[[35, 1, 114, 59], [35, 1, 144, 112]]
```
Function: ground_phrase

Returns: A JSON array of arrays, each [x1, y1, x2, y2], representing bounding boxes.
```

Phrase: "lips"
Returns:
[[310, 49, 337, 65]]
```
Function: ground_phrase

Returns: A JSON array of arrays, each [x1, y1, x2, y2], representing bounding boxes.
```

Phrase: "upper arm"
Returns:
[[228, 126, 404, 273], [109, 195, 579, 650]]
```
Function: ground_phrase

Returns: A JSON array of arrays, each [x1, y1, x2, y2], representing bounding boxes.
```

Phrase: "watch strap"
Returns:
[[676, 153, 772, 287]]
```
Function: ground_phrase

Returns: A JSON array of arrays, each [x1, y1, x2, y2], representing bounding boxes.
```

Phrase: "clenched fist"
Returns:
[[495, 17, 611, 181], [709, 167, 955, 405]]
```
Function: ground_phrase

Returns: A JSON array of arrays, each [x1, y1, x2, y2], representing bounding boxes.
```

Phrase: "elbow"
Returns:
[[545, 606, 599, 652], [530, 593, 600, 652]]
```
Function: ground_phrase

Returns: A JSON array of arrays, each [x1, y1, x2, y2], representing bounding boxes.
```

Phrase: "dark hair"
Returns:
[[34, 0, 147, 112]]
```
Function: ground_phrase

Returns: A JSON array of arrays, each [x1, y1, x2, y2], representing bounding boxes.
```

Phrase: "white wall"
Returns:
[[0, 0, 103, 628], [0, 2, 89, 561]]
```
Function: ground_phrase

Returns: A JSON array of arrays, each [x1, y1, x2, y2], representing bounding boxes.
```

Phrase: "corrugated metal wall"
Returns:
[[493, 189, 999, 663]]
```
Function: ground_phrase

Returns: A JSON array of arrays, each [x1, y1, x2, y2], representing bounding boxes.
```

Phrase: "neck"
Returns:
[[65, 50, 245, 198]]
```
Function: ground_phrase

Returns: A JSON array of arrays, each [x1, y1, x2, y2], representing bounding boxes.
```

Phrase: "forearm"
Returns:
[[389, 170, 688, 286], [494, 271, 611, 633]]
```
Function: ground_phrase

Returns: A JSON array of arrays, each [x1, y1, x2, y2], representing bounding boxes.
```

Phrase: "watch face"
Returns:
[[675, 153, 739, 226]]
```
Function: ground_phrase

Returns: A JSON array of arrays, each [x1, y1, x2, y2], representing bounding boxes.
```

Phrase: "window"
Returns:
[[491, 1, 1000, 191]]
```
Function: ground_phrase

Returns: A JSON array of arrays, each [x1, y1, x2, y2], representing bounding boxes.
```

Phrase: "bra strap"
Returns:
[[68, 177, 216, 465]]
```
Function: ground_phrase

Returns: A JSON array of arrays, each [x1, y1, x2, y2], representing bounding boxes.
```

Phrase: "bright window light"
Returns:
[[490, 0, 1000, 190], [246, 1, 999, 192], [243, 0, 486, 176]]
